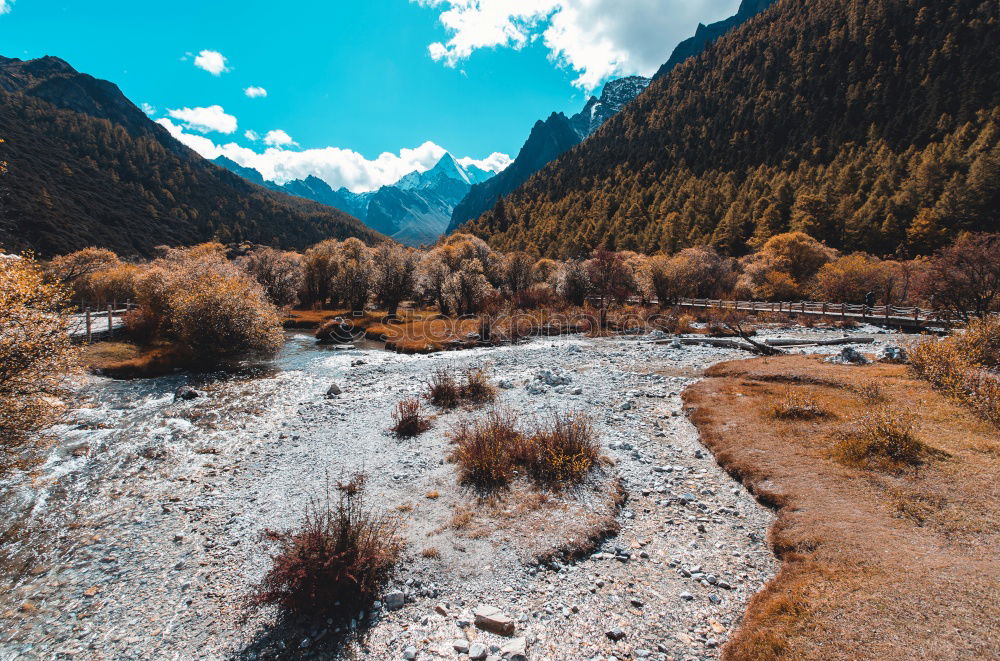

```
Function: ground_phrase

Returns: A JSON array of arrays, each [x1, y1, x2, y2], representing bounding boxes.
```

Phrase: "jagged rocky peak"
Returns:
[[396, 152, 494, 190], [569, 76, 651, 139]]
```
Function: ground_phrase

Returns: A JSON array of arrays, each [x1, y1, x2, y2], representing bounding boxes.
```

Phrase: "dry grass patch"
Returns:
[[766, 391, 829, 421], [910, 317, 1000, 427], [460, 367, 498, 405], [834, 407, 938, 470], [88, 342, 188, 379], [426, 367, 498, 410], [449, 408, 520, 488], [521, 412, 600, 487], [685, 355, 999, 660], [420, 547, 441, 559], [449, 408, 601, 491], [449, 505, 475, 530]]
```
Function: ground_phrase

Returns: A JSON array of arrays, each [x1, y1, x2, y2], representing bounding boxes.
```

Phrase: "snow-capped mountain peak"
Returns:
[[396, 152, 495, 190]]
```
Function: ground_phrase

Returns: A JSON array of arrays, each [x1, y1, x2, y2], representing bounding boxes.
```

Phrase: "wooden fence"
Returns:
[[670, 298, 960, 328]]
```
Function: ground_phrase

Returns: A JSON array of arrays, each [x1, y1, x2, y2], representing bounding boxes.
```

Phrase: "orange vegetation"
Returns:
[[684, 355, 1000, 660]]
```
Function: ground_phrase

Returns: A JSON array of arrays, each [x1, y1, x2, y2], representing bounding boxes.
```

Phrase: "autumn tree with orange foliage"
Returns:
[[0, 253, 79, 474], [134, 243, 284, 362]]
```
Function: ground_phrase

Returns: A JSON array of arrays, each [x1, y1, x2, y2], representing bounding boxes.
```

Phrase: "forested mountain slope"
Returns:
[[0, 56, 381, 257], [462, 0, 1000, 258]]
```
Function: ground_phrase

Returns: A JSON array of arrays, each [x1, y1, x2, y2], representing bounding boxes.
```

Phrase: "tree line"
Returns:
[[461, 0, 1000, 259]]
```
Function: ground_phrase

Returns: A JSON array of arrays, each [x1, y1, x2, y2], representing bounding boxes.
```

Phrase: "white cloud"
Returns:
[[263, 129, 297, 148], [141, 102, 156, 116], [193, 49, 230, 75], [0, 1, 15, 16], [244, 86, 268, 98], [156, 119, 510, 193], [166, 105, 238, 134], [458, 152, 512, 173], [244, 129, 260, 141], [415, 0, 742, 90]]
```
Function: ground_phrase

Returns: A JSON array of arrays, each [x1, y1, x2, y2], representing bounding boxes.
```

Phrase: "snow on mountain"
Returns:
[[214, 152, 501, 246]]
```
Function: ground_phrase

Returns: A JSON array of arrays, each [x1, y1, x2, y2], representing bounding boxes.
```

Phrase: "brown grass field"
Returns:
[[80, 341, 187, 378], [683, 354, 1000, 660]]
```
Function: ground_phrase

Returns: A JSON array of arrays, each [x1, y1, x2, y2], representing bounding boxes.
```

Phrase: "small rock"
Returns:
[[452, 639, 470, 654], [500, 637, 527, 657], [384, 590, 405, 611], [402, 645, 417, 660], [174, 386, 201, 401], [468, 642, 488, 659], [474, 605, 515, 636], [325, 383, 343, 398], [606, 628, 627, 641], [679, 591, 694, 601]]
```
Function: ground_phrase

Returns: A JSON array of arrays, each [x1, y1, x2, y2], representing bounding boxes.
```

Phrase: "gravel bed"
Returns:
[[0, 326, 907, 660]]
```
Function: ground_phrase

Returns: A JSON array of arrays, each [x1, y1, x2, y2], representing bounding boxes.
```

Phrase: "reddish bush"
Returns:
[[450, 408, 521, 489], [450, 409, 601, 490], [426, 367, 460, 408], [250, 474, 404, 621], [390, 398, 431, 438], [460, 368, 497, 405], [521, 412, 600, 486]]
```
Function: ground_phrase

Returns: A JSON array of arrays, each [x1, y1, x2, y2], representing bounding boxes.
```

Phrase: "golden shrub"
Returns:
[[910, 317, 1000, 426], [0, 254, 79, 474]]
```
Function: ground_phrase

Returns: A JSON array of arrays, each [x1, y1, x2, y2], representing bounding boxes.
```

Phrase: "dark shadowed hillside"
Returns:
[[0, 56, 381, 257], [448, 0, 778, 235], [462, 0, 1000, 258]]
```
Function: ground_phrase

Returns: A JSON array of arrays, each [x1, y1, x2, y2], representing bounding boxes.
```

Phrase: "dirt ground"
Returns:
[[683, 354, 1000, 660]]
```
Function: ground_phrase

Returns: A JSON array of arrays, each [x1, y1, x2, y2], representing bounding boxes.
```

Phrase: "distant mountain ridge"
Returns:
[[0, 55, 381, 257], [214, 152, 498, 246], [652, 0, 776, 80], [447, 76, 650, 233]]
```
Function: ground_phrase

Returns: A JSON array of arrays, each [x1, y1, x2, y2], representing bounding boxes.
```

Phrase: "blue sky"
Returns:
[[0, 0, 741, 191]]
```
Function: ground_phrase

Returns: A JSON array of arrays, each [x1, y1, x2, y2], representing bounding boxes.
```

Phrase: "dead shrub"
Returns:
[[390, 397, 431, 438], [835, 408, 932, 469], [767, 392, 829, 420], [450, 409, 601, 491], [460, 367, 497, 405], [521, 412, 600, 487], [852, 380, 886, 405], [449, 409, 520, 489], [249, 473, 404, 621], [420, 547, 441, 559], [426, 367, 460, 409], [427, 366, 497, 409]]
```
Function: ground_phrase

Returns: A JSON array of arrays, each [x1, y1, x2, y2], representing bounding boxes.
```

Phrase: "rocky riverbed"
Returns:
[[0, 326, 908, 660]]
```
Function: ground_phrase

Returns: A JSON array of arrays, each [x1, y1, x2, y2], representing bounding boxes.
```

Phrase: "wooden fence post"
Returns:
[[85, 307, 92, 344]]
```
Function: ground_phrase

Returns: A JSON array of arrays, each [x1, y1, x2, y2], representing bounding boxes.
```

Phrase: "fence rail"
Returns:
[[670, 298, 962, 327], [67, 304, 135, 343]]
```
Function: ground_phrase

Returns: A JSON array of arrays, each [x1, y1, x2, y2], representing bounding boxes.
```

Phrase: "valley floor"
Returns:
[[0, 327, 904, 660]]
